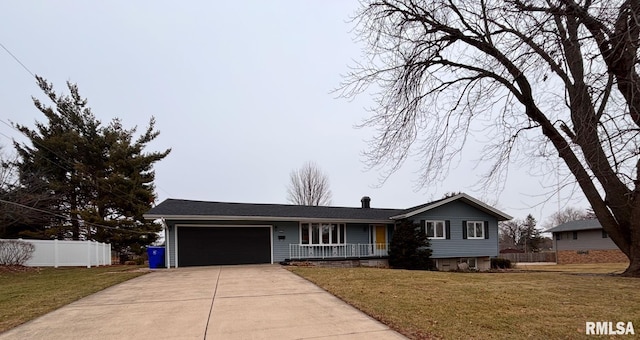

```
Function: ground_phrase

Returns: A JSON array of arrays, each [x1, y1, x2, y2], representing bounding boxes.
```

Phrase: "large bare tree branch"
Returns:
[[341, 0, 640, 276]]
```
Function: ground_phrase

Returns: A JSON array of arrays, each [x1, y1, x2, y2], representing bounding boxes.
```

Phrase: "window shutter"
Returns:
[[445, 220, 451, 239], [420, 220, 426, 234], [462, 221, 467, 239], [484, 221, 489, 239]]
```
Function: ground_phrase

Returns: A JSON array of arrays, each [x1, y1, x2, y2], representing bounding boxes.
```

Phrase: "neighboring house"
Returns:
[[143, 193, 511, 271], [545, 219, 628, 264]]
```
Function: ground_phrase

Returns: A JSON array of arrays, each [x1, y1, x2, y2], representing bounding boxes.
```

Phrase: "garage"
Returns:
[[177, 226, 272, 267]]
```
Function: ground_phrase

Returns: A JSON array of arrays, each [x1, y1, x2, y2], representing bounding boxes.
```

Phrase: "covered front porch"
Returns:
[[289, 243, 389, 260]]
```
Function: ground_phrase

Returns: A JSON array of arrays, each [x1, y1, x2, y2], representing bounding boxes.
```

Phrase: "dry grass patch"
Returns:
[[289, 266, 640, 339], [0, 265, 148, 332], [516, 262, 628, 274]]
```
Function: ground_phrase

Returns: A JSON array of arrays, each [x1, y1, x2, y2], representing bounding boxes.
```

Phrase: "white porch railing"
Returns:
[[289, 243, 389, 259]]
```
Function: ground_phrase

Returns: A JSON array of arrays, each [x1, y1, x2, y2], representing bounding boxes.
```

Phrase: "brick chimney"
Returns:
[[361, 196, 371, 209]]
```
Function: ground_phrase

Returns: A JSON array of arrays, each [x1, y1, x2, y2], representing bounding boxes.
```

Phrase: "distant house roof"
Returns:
[[144, 199, 405, 223], [545, 219, 602, 233], [144, 193, 512, 223], [390, 193, 512, 221]]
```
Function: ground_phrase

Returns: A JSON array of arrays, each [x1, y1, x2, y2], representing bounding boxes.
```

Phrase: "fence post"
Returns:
[[86, 240, 91, 268], [54, 239, 59, 268]]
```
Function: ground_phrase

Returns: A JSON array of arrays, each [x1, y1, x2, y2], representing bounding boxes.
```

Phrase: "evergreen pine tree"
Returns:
[[13, 77, 170, 259], [388, 220, 433, 270]]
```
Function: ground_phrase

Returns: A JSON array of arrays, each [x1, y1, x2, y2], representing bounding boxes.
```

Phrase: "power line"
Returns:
[[0, 198, 154, 235], [0, 41, 35, 78], [0, 41, 172, 205], [0, 117, 165, 205]]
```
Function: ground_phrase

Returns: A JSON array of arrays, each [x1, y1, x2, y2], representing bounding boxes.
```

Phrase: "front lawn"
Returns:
[[515, 262, 628, 273], [289, 264, 639, 339], [0, 266, 148, 332]]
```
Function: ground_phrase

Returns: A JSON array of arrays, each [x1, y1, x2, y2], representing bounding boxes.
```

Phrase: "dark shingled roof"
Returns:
[[389, 193, 512, 221], [145, 199, 404, 221], [392, 196, 450, 216], [545, 219, 602, 233]]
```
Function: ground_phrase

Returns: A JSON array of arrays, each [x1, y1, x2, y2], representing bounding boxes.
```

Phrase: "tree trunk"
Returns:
[[622, 254, 640, 276], [622, 214, 640, 276]]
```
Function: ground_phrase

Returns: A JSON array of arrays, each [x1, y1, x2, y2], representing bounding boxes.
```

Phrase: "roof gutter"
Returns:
[[143, 214, 393, 224]]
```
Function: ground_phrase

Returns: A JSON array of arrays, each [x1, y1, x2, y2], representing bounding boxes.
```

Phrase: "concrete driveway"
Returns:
[[0, 265, 405, 339]]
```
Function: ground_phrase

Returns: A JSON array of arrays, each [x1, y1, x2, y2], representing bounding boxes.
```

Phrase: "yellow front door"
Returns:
[[375, 225, 386, 249]]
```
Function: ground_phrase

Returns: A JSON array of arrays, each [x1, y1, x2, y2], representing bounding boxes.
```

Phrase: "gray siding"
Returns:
[[554, 229, 619, 251], [408, 200, 499, 258]]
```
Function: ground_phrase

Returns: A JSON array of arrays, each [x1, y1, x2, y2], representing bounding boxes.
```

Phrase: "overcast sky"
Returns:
[[0, 1, 588, 227]]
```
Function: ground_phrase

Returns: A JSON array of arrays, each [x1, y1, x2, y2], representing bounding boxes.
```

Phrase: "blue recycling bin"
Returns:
[[147, 246, 165, 269]]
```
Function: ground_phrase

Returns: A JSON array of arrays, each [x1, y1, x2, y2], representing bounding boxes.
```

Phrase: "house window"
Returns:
[[572, 231, 578, 240], [467, 221, 484, 239], [301, 224, 310, 244], [460, 258, 477, 269], [602, 230, 608, 238], [300, 223, 345, 245], [426, 221, 446, 239], [555, 233, 562, 240]]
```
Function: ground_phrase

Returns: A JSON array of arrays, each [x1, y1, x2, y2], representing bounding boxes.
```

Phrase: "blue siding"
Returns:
[[346, 223, 370, 243], [273, 221, 298, 261], [408, 200, 499, 258]]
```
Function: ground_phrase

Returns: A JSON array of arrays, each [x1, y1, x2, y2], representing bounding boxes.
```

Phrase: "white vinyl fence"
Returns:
[[3, 239, 112, 268]]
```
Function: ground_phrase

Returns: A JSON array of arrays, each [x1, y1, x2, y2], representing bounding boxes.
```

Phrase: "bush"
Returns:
[[0, 240, 36, 266], [388, 220, 434, 270], [491, 258, 512, 269]]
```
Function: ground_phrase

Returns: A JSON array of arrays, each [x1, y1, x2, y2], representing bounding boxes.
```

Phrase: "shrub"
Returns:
[[491, 258, 512, 269], [0, 240, 36, 266], [388, 220, 434, 270]]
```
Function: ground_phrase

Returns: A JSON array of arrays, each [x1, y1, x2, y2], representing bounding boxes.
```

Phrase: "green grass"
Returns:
[[289, 264, 640, 339], [0, 265, 148, 332]]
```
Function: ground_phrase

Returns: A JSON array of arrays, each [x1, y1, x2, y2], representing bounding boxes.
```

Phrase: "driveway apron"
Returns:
[[0, 265, 405, 340]]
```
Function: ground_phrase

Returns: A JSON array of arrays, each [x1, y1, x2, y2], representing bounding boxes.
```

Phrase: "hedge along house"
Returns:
[[143, 193, 512, 270], [546, 219, 628, 264]]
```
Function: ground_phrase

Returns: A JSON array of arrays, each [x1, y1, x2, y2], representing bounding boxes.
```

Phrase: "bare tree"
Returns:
[[499, 214, 544, 252], [286, 162, 332, 206], [341, 1, 640, 276], [543, 207, 590, 229]]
